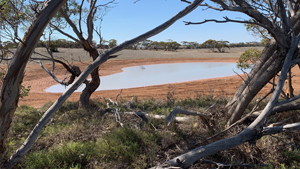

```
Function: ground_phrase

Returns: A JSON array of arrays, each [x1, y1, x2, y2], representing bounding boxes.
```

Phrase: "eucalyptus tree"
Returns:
[[2, 0, 300, 168], [153, 0, 300, 167], [0, 0, 203, 168], [0, 1, 68, 168], [35, 0, 115, 108]]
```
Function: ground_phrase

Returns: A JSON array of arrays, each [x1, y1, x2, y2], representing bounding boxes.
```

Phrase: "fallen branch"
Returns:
[[122, 111, 196, 123], [166, 106, 211, 126], [153, 29, 300, 169], [267, 116, 294, 127], [207, 89, 273, 140], [262, 122, 300, 135], [251, 101, 300, 117]]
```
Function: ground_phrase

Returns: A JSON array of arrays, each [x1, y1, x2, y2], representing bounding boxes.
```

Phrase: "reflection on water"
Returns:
[[45, 62, 246, 93]]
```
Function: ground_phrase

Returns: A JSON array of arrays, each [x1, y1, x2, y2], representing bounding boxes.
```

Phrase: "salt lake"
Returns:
[[45, 62, 247, 93]]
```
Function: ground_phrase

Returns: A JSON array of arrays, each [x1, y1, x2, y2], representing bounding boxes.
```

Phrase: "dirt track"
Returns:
[[16, 47, 300, 108]]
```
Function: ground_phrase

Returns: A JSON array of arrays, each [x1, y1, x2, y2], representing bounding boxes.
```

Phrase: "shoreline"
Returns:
[[20, 57, 247, 108]]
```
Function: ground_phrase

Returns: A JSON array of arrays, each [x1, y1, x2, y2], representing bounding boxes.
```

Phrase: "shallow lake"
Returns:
[[45, 62, 246, 93]]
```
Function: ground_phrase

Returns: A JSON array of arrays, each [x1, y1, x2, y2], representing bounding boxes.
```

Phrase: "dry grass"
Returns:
[[6, 94, 300, 168], [5, 46, 300, 168]]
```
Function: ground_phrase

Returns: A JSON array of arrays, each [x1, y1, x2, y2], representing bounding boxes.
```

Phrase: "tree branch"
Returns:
[[50, 23, 81, 44], [262, 122, 300, 135], [6, 0, 204, 166]]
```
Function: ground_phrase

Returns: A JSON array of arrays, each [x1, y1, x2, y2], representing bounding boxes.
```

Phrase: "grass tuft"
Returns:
[[7, 95, 300, 168]]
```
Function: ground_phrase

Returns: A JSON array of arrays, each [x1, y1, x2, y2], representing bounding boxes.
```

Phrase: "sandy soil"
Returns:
[[12, 47, 300, 108]]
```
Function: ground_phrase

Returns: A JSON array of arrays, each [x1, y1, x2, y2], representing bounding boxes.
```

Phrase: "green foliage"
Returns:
[[237, 48, 262, 70], [181, 41, 199, 49], [149, 40, 180, 51], [7, 105, 43, 154], [281, 149, 300, 168], [2, 41, 17, 48], [141, 39, 153, 49], [261, 38, 270, 46], [108, 39, 117, 48], [57, 101, 79, 114], [20, 85, 31, 98], [37, 39, 81, 48], [201, 39, 230, 52], [11, 96, 300, 168], [19, 128, 161, 168], [99, 127, 161, 163], [245, 20, 271, 40], [215, 40, 230, 52], [12, 105, 42, 133], [201, 39, 217, 52], [131, 98, 158, 111], [19, 141, 98, 169]]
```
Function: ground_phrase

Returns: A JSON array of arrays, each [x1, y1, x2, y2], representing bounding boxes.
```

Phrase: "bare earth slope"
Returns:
[[16, 47, 299, 108]]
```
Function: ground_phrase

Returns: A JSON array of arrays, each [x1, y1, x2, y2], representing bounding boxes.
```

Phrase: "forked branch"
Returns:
[[6, 0, 204, 166]]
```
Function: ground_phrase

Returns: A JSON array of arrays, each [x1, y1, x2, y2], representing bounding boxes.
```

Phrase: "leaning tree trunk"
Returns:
[[79, 47, 100, 108], [3, 1, 203, 167], [0, 0, 68, 167], [227, 40, 286, 125], [226, 38, 277, 108]]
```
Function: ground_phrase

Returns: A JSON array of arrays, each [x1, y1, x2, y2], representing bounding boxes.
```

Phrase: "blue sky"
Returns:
[[97, 0, 259, 45]]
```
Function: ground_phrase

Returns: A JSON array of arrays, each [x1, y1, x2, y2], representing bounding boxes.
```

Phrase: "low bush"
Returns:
[[6, 96, 300, 168]]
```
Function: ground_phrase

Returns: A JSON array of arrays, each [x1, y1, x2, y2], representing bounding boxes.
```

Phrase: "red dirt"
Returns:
[[19, 57, 300, 108]]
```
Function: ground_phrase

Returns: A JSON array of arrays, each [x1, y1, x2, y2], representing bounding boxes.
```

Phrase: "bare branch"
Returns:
[[163, 32, 300, 169], [267, 116, 294, 127], [60, 8, 84, 43], [277, 93, 300, 105], [166, 107, 211, 126], [79, 0, 84, 34], [50, 24, 81, 44], [207, 89, 273, 140], [87, 0, 97, 43], [262, 122, 300, 135], [184, 16, 268, 29], [7, 0, 204, 166]]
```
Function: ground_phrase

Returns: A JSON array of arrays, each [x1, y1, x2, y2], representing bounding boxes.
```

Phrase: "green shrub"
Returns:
[[237, 48, 262, 70], [19, 141, 97, 169], [19, 127, 161, 168], [99, 127, 161, 164]]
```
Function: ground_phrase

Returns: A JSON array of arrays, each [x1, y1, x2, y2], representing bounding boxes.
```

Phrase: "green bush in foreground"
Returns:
[[18, 127, 161, 168], [9, 97, 300, 168]]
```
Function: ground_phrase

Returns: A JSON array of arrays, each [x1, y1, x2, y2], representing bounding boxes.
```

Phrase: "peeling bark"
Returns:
[[3, 1, 203, 167], [0, 0, 68, 168]]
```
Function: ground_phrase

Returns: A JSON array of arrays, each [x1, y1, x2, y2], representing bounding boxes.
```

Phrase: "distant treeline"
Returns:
[[126, 39, 265, 52], [2, 38, 265, 53]]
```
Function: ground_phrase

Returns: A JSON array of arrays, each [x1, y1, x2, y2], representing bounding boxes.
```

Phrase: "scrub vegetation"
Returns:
[[6, 93, 300, 168]]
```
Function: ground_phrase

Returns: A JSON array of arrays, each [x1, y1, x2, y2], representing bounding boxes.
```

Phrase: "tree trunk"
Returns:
[[227, 44, 285, 125], [79, 47, 100, 108], [161, 33, 300, 169], [3, 1, 203, 167], [0, 0, 68, 167], [226, 38, 277, 108]]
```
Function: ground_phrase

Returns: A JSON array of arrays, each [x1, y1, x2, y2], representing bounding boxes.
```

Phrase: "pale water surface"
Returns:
[[45, 62, 246, 93]]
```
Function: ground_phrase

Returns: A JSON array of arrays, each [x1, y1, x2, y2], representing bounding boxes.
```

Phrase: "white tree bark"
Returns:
[[0, 1, 68, 168], [5, 0, 204, 167], [161, 33, 300, 168]]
